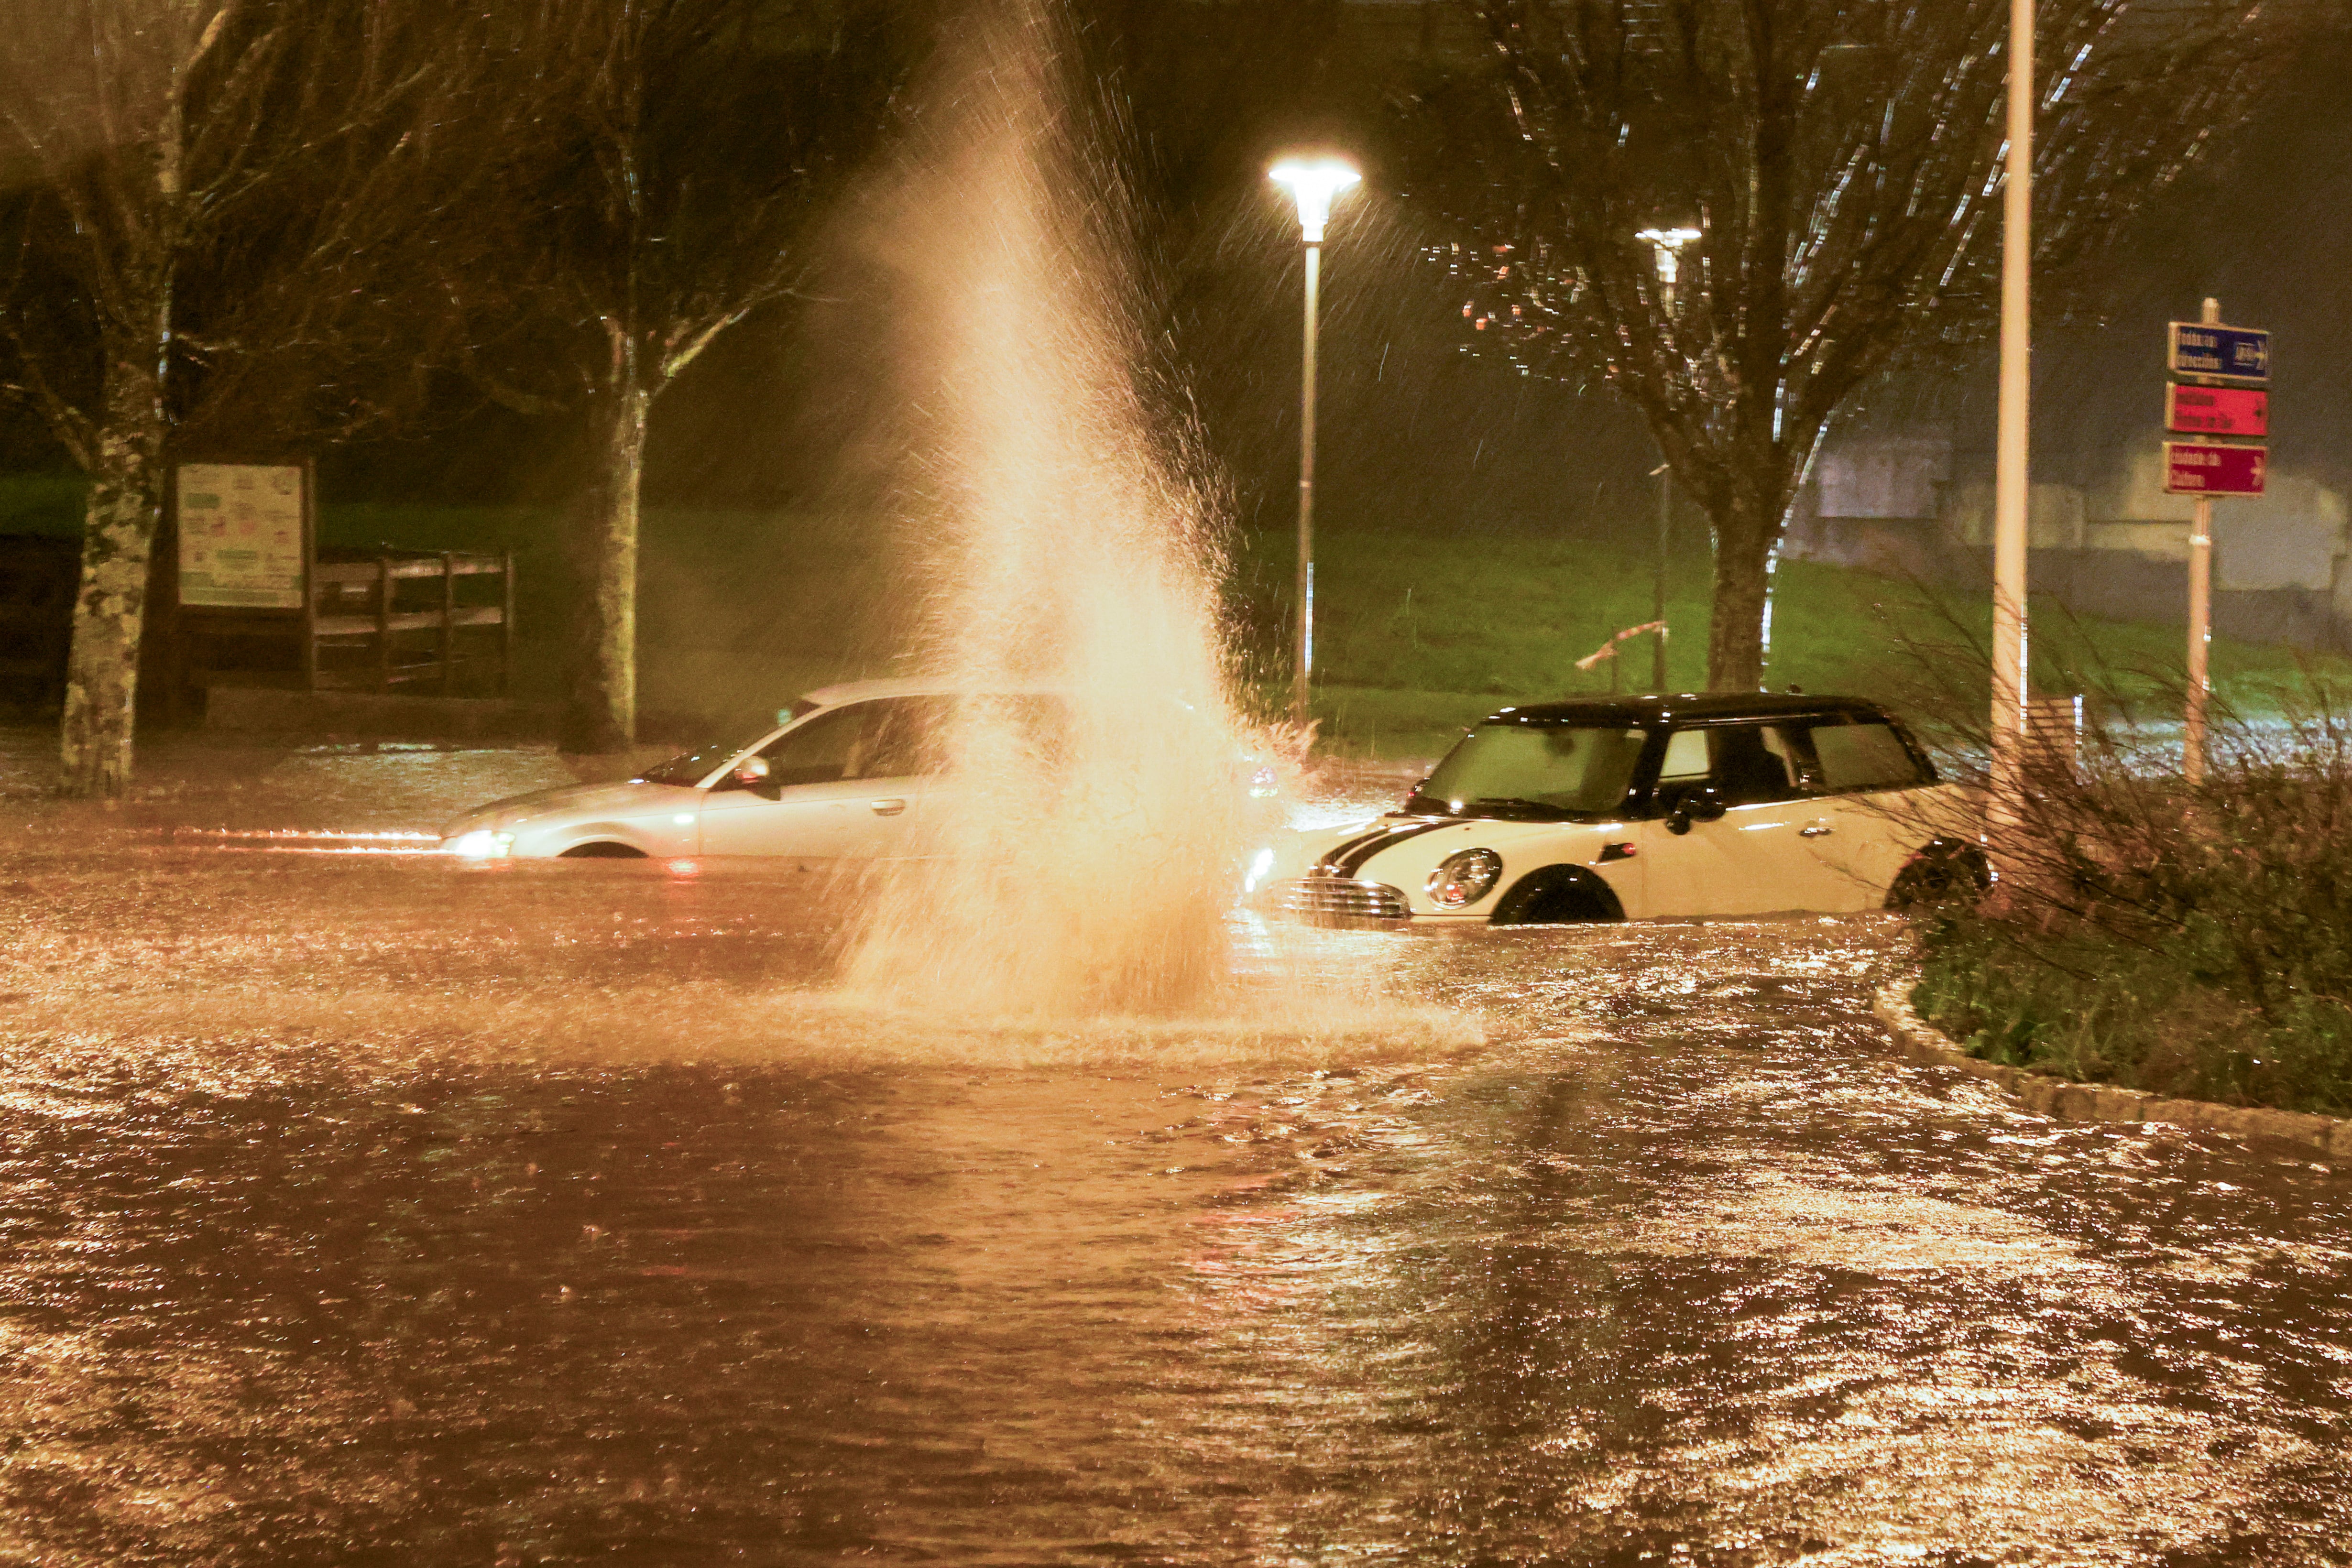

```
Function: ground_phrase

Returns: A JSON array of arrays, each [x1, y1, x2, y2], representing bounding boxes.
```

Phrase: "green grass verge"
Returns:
[[1272, 526, 2352, 758], [0, 474, 90, 536], [11, 473, 2344, 757], [1905, 742, 2352, 1120], [1912, 913, 2352, 1120]]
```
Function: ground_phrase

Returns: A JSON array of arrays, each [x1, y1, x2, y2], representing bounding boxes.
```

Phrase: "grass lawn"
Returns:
[[1274, 527, 2349, 759], [10, 474, 2340, 758]]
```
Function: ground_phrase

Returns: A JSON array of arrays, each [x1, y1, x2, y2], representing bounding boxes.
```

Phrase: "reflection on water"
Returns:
[[0, 846, 1471, 1070], [1, 820, 2348, 1562], [0, 729, 580, 830]]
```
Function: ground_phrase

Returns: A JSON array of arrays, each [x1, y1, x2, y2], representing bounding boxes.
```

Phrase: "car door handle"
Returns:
[[1800, 821, 1834, 838], [869, 798, 907, 817]]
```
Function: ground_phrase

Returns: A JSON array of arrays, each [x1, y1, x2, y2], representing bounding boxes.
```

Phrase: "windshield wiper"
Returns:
[[1463, 796, 1575, 819], [1405, 792, 1572, 819]]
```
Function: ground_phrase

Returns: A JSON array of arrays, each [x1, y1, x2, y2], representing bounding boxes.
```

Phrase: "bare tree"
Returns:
[[1422, 0, 2285, 690], [0, 0, 482, 796], [454, 0, 923, 754]]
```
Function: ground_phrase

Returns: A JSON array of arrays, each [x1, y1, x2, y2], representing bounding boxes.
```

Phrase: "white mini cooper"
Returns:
[[1256, 694, 1982, 925]]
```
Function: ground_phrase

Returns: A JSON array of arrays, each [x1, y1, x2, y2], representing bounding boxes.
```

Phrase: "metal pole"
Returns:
[[1653, 464, 1671, 690], [2186, 496, 2212, 783], [2183, 295, 2220, 785], [1990, 0, 2034, 845], [1648, 235, 1682, 696], [1293, 239, 1321, 732]]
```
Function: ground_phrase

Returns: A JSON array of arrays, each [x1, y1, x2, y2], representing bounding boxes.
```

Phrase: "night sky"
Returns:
[[1, 1, 2343, 550]]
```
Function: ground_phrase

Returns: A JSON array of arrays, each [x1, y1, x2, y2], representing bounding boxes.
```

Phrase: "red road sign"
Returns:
[[2166, 383, 2268, 438], [2164, 442, 2266, 496]]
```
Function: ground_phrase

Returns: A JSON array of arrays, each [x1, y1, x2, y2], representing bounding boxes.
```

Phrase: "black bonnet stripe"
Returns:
[[1327, 819, 1459, 878], [1313, 825, 1400, 874]]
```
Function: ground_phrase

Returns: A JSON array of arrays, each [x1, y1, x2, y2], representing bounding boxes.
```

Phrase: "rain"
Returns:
[[2, 0, 2350, 1562]]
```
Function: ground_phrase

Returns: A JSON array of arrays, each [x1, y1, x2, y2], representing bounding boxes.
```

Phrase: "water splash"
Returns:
[[843, 0, 1258, 1017]]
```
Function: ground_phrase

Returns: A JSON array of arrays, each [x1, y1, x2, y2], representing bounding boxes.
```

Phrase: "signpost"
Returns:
[[2164, 301, 2269, 784], [2162, 441, 2266, 496], [176, 464, 307, 609], [2167, 322, 2271, 383], [168, 460, 317, 723], [2164, 384, 2267, 439]]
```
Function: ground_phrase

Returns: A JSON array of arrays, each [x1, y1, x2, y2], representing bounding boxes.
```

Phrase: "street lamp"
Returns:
[[1638, 227, 1700, 692], [1635, 227, 1702, 299], [1269, 154, 1360, 732]]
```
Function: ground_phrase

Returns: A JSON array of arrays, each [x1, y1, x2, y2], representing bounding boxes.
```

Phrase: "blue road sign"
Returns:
[[2169, 322, 2271, 384]]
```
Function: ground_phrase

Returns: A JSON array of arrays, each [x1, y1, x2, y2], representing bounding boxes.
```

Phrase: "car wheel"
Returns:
[[558, 842, 648, 859], [1489, 867, 1624, 926], [1886, 839, 1990, 910]]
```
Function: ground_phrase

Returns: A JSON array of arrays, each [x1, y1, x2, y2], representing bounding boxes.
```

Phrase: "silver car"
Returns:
[[439, 678, 1049, 860]]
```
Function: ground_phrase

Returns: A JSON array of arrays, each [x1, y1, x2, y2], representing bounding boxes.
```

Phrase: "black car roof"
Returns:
[[1480, 693, 1896, 726]]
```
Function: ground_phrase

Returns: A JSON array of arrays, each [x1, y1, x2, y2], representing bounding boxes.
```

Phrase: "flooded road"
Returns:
[[0, 740, 2348, 1564]]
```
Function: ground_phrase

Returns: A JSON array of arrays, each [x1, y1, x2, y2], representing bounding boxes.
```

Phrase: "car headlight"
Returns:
[[1427, 849, 1503, 908], [1243, 846, 1276, 894], [446, 828, 514, 860]]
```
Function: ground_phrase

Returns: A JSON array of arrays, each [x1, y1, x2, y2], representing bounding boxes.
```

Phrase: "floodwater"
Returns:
[[1, 737, 2348, 1565]]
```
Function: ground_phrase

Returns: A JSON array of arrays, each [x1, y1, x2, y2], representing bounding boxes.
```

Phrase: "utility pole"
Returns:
[[1990, 0, 2034, 850], [1651, 463, 1671, 690]]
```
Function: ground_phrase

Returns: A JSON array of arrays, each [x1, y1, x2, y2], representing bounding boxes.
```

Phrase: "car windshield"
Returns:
[[1409, 724, 1649, 820], [633, 726, 781, 787]]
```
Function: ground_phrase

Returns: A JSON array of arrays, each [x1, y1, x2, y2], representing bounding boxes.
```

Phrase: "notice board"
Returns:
[[177, 463, 307, 609]]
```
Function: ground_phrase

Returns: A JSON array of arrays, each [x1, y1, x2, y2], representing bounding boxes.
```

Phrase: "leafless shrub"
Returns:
[[1880, 602, 2352, 1113]]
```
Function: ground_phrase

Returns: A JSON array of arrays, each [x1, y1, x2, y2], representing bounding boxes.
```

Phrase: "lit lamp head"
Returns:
[[1635, 226, 1703, 287], [1270, 156, 1361, 243]]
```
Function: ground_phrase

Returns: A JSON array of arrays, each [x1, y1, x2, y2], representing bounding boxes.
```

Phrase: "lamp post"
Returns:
[[1269, 155, 1359, 733], [1637, 227, 1699, 692], [1635, 226, 1702, 301], [1990, 0, 2034, 854]]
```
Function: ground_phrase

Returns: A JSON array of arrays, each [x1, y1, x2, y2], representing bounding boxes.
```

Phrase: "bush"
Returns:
[[1910, 682, 2352, 1118]]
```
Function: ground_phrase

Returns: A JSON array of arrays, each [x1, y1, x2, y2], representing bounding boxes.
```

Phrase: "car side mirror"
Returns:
[[729, 757, 780, 798], [1665, 784, 1728, 836]]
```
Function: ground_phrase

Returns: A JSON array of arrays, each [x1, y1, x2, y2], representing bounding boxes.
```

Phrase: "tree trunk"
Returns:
[[56, 346, 168, 799], [561, 381, 650, 754], [1704, 501, 1780, 693]]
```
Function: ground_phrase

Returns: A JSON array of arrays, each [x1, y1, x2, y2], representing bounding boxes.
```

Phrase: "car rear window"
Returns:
[[1807, 721, 1927, 792]]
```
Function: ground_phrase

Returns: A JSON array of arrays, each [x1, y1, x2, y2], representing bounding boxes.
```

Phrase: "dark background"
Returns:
[[0, 0, 2342, 555]]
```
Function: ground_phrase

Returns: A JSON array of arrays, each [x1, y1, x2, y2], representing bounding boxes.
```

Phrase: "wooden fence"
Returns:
[[181, 549, 514, 700]]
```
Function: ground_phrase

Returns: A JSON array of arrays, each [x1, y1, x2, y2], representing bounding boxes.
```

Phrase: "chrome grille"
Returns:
[[1276, 877, 1409, 923]]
